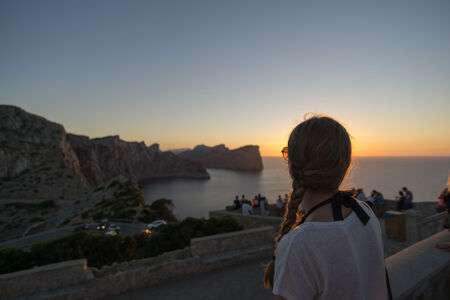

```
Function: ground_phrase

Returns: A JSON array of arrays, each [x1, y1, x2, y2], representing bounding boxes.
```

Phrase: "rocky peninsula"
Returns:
[[177, 144, 263, 172], [67, 134, 209, 186]]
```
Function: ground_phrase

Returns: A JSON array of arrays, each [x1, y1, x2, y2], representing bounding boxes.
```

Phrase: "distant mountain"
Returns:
[[167, 148, 192, 155], [178, 144, 263, 171]]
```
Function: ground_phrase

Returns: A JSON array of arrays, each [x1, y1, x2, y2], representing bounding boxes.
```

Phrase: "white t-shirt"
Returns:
[[242, 203, 253, 216], [273, 201, 387, 300]]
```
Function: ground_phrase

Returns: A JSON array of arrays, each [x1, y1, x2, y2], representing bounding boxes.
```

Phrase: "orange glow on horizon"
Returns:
[[258, 140, 450, 157]]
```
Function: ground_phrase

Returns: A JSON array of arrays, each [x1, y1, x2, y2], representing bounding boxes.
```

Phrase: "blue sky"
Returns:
[[1, 0, 449, 155]]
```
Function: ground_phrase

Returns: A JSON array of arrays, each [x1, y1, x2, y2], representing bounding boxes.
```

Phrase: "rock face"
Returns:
[[0, 105, 89, 199], [178, 144, 263, 171], [0, 105, 209, 199], [67, 134, 210, 186]]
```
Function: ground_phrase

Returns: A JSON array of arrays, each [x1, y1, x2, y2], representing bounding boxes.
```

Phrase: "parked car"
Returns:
[[96, 220, 109, 231], [105, 230, 117, 236], [141, 228, 152, 235], [147, 220, 167, 231], [108, 224, 120, 233], [73, 224, 89, 232]]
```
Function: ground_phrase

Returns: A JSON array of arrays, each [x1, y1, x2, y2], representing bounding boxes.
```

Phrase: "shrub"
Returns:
[[4, 222, 20, 230], [29, 231, 136, 269], [137, 209, 158, 223], [0, 216, 242, 274], [0, 247, 33, 274], [138, 215, 242, 258], [5, 200, 57, 213], [60, 219, 70, 225], [107, 180, 120, 189], [113, 208, 136, 220], [150, 199, 177, 222], [92, 211, 105, 221], [29, 217, 45, 223]]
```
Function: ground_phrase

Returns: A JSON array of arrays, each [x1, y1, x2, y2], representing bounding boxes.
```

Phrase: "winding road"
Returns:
[[0, 222, 146, 249]]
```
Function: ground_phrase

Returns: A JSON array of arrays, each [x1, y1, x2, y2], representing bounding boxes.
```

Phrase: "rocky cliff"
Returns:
[[0, 105, 209, 199], [0, 105, 89, 199], [178, 144, 263, 171], [67, 134, 209, 186]]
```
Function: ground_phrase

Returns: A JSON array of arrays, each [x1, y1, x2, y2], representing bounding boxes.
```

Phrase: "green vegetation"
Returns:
[[87, 180, 147, 222], [3, 222, 21, 230], [60, 219, 70, 225], [30, 217, 45, 223], [137, 208, 158, 223], [134, 216, 242, 258], [107, 179, 120, 189], [5, 200, 57, 213], [113, 208, 136, 219], [149, 199, 177, 222], [0, 216, 242, 274]]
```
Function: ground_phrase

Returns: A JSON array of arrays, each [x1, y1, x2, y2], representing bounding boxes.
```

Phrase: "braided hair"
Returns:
[[264, 115, 352, 288]]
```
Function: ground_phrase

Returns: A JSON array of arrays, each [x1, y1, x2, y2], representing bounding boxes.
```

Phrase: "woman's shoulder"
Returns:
[[278, 223, 325, 253]]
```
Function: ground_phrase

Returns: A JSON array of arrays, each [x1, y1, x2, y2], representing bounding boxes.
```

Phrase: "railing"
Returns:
[[418, 211, 448, 240], [386, 230, 450, 300]]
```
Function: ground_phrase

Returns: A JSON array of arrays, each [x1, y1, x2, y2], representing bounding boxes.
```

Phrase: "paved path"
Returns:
[[105, 259, 273, 300]]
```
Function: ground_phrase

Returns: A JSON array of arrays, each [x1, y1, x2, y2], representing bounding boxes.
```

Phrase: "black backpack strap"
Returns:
[[334, 192, 371, 225], [331, 196, 344, 221], [298, 197, 333, 225], [299, 192, 371, 226]]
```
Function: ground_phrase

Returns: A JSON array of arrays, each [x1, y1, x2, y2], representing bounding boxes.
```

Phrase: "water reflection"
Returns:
[[143, 158, 289, 219], [142, 157, 449, 219]]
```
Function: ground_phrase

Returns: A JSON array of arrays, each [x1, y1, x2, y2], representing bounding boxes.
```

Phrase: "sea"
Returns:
[[143, 157, 450, 219]]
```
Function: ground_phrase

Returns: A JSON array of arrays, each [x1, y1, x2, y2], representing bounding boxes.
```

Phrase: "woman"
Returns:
[[264, 115, 389, 300]]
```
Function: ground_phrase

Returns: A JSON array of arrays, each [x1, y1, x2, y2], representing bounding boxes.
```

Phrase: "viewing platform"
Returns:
[[1, 203, 448, 299]]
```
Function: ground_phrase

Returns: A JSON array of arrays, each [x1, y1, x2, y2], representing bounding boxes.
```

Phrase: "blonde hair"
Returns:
[[264, 115, 352, 288]]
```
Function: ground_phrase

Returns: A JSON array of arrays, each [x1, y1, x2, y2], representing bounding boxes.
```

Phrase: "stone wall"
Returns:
[[191, 226, 276, 256], [92, 247, 192, 277], [386, 230, 450, 300], [0, 227, 275, 299], [0, 259, 91, 299], [383, 200, 438, 215]]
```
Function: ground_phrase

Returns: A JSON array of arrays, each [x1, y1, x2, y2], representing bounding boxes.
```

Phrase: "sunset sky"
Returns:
[[1, 0, 449, 156]]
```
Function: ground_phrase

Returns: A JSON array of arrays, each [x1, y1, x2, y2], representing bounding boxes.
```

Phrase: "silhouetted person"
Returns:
[[396, 191, 405, 211], [402, 187, 413, 210], [234, 195, 241, 209]]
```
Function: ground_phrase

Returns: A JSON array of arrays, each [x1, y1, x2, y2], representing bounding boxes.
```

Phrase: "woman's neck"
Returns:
[[301, 189, 351, 223], [302, 189, 334, 212]]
